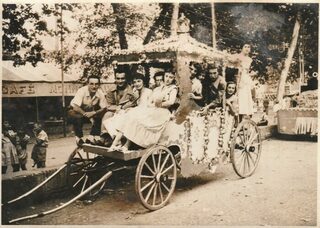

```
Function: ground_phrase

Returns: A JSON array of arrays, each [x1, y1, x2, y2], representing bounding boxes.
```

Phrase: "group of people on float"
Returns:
[[68, 43, 255, 152]]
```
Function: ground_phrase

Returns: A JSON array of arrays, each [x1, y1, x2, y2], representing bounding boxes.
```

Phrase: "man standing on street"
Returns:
[[68, 75, 107, 145]]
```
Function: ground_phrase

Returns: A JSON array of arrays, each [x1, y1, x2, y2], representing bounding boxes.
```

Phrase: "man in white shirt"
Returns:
[[68, 75, 107, 144]]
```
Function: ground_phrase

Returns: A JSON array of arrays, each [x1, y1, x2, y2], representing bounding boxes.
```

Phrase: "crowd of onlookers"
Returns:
[[2, 121, 48, 174]]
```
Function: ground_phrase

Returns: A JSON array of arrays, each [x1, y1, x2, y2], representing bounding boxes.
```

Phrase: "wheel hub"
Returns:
[[245, 145, 255, 152], [155, 173, 161, 183]]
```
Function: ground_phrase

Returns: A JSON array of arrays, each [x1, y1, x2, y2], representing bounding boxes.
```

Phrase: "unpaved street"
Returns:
[[9, 138, 317, 226]]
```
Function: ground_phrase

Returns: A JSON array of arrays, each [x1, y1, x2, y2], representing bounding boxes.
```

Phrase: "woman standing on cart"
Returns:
[[229, 43, 255, 121]]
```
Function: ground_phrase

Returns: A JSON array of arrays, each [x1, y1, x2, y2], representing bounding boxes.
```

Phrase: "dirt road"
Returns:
[[8, 138, 317, 226]]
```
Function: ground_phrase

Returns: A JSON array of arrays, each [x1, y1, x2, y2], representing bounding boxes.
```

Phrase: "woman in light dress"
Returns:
[[102, 73, 152, 140], [110, 72, 178, 150], [228, 43, 255, 121]]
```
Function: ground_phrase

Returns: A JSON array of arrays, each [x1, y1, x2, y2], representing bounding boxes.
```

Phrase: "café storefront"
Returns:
[[2, 61, 83, 134]]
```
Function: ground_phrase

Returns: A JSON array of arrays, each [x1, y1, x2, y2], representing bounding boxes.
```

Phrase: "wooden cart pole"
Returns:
[[171, 3, 179, 36]]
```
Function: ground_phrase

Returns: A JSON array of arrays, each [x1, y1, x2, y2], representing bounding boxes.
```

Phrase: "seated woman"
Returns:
[[100, 73, 152, 146], [110, 72, 178, 151], [225, 81, 238, 116], [188, 62, 205, 107]]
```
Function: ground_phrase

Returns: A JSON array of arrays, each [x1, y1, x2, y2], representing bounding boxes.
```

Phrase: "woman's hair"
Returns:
[[226, 81, 237, 98], [165, 72, 177, 85], [133, 73, 145, 81], [153, 71, 165, 80], [189, 62, 203, 79]]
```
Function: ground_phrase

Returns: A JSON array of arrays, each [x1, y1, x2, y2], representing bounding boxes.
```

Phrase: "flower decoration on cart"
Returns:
[[184, 107, 235, 172]]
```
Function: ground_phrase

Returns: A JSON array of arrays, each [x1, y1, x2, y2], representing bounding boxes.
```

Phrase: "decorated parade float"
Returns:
[[4, 15, 262, 223], [277, 89, 317, 136]]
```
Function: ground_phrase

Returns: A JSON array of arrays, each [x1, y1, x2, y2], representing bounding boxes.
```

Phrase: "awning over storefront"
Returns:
[[2, 61, 80, 82]]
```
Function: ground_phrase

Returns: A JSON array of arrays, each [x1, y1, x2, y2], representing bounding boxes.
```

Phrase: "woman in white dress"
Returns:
[[101, 73, 152, 141], [228, 43, 255, 121], [110, 72, 178, 150]]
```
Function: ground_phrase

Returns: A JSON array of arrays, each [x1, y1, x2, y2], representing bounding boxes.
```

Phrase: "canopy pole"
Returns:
[[35, 97, 39, 123], [60, 4, 66, 137]]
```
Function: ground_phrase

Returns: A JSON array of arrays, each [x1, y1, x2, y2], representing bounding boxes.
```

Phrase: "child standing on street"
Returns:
[[31, 123, 48, 168], [15, 128, 30, 170]]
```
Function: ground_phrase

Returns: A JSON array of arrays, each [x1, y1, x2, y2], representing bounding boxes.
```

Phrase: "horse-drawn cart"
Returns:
[[4, 32, 262, 223]]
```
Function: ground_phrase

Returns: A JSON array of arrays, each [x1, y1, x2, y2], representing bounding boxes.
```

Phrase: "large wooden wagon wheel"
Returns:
[[230, 119, 262, 178], [135, 146, 177, 210], [66, 147, 110, 198]]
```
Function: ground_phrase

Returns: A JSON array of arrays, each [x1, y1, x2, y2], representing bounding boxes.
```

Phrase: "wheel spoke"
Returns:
[[151, 153, 157, 173], [238, 130, 246, 146], [247, 126, 255, 145], [242, 153, 247, 175], [152, 183, 158, 206], [144, 162, 155, 175], [168, 176, 175, 180], [237, 151, 246, 173], [247, 151, 256, 166], [81, 175, 88, 193], [250, 142, 261, 147], [140, 175, 154, 179], [161, 182, 170, 192], [157, 149, 162, 173], [159, 154, 170, 173], [158, 182, 164, 203], [248, 132, 258, 145], [73, 173, 85, 188], [145, 182, 156, 203], [246, 152, 251, 172], [161, 164, 174, 175], [141, 179, 155, 193]]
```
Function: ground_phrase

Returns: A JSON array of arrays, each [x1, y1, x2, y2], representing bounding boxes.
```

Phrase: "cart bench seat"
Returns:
[[82, 144, 148, 161]]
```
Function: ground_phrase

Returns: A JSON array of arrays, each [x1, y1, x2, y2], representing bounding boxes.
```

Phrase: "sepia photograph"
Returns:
[[1, 0, 318, 226]]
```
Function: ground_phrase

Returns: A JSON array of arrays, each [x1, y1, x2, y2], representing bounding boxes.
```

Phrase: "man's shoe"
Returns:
[[76, 138, 85, 146]]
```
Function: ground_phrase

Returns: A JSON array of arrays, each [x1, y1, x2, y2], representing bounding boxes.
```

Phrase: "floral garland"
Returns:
[[184, 108, 229, 168]]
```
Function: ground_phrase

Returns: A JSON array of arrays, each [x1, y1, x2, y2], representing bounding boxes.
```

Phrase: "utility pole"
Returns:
[[298, 35, 305, 93], [60, 4, 66, 137], [211, 1, 217, 49]]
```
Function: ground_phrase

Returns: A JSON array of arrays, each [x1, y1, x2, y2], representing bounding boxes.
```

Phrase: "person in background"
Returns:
[[2, 121, 19, 174], [15, 128, 30, 171], [201, 64, 226, 112], [188, 62, 205, 107], [31, 123, 48, 168], [152, 71, 165, 89], [68, 75, 108, 145], [225, 81, 238, 117]]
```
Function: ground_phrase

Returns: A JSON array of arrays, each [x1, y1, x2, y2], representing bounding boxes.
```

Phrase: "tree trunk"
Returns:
[[112, 3, 128, 49], [143, 4, 171, 45], [170, 3, 179, 36], [276, 16, 300, 102]]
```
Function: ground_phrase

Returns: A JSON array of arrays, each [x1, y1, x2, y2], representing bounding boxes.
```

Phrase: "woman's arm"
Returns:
[[161, 87, 178, 108]]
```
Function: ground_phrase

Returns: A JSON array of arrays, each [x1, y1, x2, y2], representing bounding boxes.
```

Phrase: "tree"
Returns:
[[2, 4, 48, 66]]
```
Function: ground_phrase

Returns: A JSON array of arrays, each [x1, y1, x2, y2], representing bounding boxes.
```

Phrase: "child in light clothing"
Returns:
[[31, 123, 48, 168]]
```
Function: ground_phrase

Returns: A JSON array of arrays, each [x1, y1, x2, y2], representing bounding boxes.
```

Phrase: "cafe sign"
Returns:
[[2, 82, 83, 97]]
